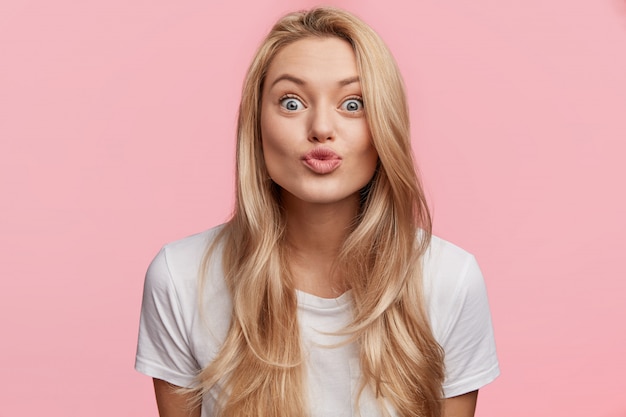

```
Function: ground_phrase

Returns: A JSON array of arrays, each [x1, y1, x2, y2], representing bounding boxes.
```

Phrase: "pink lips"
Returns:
[[302, 147, 342, 174]]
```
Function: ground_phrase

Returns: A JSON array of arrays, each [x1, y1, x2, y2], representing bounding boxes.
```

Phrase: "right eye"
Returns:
[[279, 96, 305, 111]]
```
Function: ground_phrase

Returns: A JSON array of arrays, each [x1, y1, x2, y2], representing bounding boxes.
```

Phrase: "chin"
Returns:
[[281, 188, 361, 207]]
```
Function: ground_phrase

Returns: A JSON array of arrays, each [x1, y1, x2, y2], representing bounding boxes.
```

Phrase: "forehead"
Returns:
[[265, 37, 359, 85]]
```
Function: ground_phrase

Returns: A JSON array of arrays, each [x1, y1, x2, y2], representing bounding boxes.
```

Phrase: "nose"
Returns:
[[307, 106, 335, 143]]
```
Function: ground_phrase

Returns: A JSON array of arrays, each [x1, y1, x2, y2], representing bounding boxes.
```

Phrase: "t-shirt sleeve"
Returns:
[[135, 247, 199, 388], [440, 255, 500, 398]]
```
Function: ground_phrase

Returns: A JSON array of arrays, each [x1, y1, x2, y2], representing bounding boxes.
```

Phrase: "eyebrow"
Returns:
[[338, 76, 360, 86], [269, 74, 360, 88]]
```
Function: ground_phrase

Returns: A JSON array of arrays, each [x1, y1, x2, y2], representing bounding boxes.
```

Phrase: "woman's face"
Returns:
[[260, 37, 378, 207]]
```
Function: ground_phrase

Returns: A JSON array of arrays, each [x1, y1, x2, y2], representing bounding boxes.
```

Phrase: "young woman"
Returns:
[[136, 7, 499, 417]]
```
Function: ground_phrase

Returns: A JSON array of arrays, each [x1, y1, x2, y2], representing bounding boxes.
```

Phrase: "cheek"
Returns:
[[364, 149, 379, 179], [261, 124, 288, 161], [261, 106, 301, 159], [364, 144, 380, 182], [359, 129, 378, 169], [260, 109, 278, 154], [350, 140, 378, 187], [260, 115, 292, 180], [260, 106, 272, 148]]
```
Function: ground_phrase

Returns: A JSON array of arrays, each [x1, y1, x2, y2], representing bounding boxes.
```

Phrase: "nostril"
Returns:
[[310, 135, 332, 143]]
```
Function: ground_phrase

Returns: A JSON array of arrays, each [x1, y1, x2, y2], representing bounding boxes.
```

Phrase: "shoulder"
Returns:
[[421, 234, 489, 342], [136, 225, 228, 386], [147, 225, 225, 286], [422, 234, 480, 296], [157, 225, 225, 274], [425, 234, 476, 267], [143, 224, 227, 320], [421, 235, 500, 396]]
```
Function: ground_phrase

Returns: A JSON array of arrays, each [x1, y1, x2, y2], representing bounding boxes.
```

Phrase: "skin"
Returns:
[[153, 37, 479, 417], [153, 379, 200, 417], [260, 37, 378, 297]]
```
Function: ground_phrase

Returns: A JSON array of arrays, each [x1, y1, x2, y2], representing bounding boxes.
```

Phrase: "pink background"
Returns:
[[1, 0, 625, 416]]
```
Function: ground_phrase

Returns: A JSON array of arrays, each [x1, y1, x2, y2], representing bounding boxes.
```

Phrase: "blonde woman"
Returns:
[[135, 7, 499, 417]]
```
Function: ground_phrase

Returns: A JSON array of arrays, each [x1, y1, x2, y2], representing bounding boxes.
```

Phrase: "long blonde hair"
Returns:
[[195, 7, 445, 417]]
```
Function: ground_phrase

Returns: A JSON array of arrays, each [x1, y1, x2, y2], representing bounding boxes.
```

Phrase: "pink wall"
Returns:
[[1, 1, 625, 415]]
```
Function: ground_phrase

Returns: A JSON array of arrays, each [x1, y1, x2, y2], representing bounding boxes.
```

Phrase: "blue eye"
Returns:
[[341, 98, 364, 112], [279, 96, 304, 111]]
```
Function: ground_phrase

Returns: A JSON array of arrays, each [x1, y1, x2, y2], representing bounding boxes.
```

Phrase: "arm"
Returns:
[[153, 379, 201, 417], [136, 248, 203, 416], [442, 390, 478, 417]]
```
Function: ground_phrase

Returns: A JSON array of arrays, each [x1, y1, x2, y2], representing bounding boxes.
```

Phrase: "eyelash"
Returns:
[[341, 96, 364, 112], [277, 94, 365, 112], [279, 94, 305, 111]]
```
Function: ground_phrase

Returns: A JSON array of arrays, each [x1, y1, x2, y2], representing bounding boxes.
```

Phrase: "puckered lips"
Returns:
[[301, 147, 342, 174]]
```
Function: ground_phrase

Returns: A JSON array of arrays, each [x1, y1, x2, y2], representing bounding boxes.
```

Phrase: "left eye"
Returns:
[[341, 98, 364, 112], [279, 97, 305, 111]]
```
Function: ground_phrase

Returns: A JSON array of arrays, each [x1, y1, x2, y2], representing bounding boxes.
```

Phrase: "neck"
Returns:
[[281, 191, 360, 298], [283, 193, 359, 255]]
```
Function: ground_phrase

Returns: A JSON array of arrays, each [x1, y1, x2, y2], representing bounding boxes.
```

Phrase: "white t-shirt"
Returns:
[[135, 225, 500, 417]]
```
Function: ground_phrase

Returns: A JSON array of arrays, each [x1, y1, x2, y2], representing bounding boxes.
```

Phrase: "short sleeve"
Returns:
[[439, 256, 500, 397], [135, 247, 200, 388]]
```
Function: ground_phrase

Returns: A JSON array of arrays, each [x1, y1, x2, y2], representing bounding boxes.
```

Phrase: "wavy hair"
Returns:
[[194, 7, 445, 417]]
